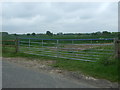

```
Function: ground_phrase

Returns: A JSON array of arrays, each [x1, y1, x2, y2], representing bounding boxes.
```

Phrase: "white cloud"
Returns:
[[4, 15, 46, 26], [97, 3, 111, 14], [2, 2, 118, 34]]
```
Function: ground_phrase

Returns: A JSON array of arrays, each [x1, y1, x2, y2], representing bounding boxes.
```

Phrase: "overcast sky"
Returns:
[[1, 2, 118, 34]]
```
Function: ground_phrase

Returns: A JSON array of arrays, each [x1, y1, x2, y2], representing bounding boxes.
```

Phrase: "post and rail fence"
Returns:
[[2, 38, 19, 53]]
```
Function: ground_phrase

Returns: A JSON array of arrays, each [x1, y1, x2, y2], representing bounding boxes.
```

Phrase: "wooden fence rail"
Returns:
[[2, 39, 19, 53], [2, 40, 16, 42]]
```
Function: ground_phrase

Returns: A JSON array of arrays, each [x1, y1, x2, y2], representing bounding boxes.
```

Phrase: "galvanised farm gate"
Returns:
[[18, 38, 115, 62]]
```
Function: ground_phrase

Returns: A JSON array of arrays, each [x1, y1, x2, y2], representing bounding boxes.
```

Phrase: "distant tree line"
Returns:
[[0, 32, 8, 36], [27, 33, 36, 36], [91, 31, 112, 35], [1, 31, 119, 37]]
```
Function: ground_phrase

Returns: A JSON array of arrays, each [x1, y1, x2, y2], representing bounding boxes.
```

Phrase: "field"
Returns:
[[2, 34, 119, 82], [2, 33, 118, 40]]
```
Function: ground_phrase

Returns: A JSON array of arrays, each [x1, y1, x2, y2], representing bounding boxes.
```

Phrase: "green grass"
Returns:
[[2, 34, 117, 41], [52, 58, 118, 82], [2, 34, 119, 82], [18, 44, 114, 62], [2, 47, 119, 82]]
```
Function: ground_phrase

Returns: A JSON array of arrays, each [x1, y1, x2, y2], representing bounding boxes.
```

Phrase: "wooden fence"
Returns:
[[2, 39, 19, 53]]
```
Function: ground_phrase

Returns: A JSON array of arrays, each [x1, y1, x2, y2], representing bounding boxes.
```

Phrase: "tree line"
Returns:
[[26, 31, 119, 36], [1, 31, 119, 36]]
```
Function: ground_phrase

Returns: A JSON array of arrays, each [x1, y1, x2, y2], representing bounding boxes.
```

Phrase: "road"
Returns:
[[2, 60, 97, 88]]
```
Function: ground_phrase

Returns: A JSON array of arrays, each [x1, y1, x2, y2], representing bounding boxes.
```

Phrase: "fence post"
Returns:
[[91, 40, 92, 44], [29, 39, 31, 48], [116, 40, 120, 59], [118, 40, 120, 59], [57, 40, 59, 57], [15, 38, 19, 53], [72, 40, 74, 44], [42, 40, 43, 47], [72, 40, 74, 55], [114, 38, 119, 59], [41, 39, 44, 53]]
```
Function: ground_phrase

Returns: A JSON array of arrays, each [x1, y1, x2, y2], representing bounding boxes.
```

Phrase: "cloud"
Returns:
[[4, 15, 46, 26], [2, 2, 118, 34]]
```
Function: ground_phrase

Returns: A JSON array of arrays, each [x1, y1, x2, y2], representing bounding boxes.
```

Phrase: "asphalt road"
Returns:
[[2, 60, 97, 88]]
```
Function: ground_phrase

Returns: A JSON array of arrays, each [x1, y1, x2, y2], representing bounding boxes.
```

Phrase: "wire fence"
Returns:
[[18, 38, 115, 62]]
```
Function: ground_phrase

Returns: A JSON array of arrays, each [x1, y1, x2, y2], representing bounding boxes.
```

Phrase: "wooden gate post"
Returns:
[[117, 40, 120, 59], [114, 39, 120, 59], [15, 38, 19, 53]]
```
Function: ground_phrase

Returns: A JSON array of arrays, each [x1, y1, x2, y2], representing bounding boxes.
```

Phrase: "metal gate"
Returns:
[[19, 38, 114, 62]]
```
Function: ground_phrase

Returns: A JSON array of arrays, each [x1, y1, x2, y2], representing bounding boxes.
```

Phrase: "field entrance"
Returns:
[[19, 38, 114, 62]]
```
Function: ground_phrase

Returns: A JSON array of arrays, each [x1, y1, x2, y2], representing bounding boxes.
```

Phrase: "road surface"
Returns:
[[2, 59, 97, 88]]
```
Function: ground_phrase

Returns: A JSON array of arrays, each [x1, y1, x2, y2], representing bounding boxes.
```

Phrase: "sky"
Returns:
[[1, 2, 118, 34]]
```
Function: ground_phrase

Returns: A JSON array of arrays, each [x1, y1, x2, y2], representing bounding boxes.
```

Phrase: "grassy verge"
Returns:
[[52, 57, 119, 82], [2, 47, 119, 82]]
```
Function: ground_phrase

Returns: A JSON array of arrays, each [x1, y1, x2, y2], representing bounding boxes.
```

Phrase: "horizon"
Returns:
[[1, 31, 118, 35]]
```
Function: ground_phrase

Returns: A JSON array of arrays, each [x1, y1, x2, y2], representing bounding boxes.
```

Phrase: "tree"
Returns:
[[1, 32, 8, 36], [46, 31, 53, 36], [91, 31, 101, 35], [14, 33, 17, 36], [102, 31, 111, 35], [91, 32, 97, 35], [57, 32, 63, 35], [96, 31, 101, 35], [27, 33, 30, 36], [31, 32, 36, 36], [77, 33, 82, 35]]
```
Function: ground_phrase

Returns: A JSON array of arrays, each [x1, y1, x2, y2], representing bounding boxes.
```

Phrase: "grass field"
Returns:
[[1, 34, 119, 82], [18, 43, 114, 61], [2, 33, 118, 40], [2, 48, 118, 82]]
